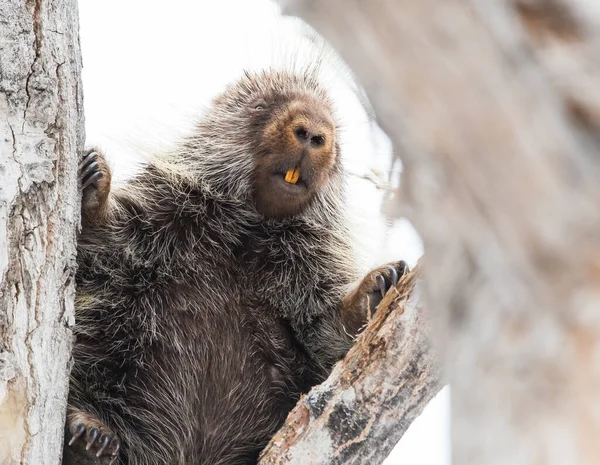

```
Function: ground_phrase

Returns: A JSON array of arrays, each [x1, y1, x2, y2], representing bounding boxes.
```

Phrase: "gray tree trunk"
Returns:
[[0, 0, 83, 464], [282, 0, 600, 464]]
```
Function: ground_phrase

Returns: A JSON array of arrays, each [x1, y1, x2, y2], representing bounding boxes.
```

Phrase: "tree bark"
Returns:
[[282, 0, 600, 464], [260, 268, 442, 465], [0, 1, 83, 464]]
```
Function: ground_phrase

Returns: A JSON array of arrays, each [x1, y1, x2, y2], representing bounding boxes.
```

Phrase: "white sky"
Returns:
[[79, 1, 449, 463]]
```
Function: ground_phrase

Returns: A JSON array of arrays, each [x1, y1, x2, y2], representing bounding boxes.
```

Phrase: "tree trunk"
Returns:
[[0, 0, 84, 464], [260, 268, 442, 465], [282, 0, 600, 464]]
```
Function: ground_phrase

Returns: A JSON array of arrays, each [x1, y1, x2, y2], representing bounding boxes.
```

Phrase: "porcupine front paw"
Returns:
[[79, 147, 112, 222], [361, 260, 410, 315], [340, 260, 409, 336], [65, 408, 121, 464]]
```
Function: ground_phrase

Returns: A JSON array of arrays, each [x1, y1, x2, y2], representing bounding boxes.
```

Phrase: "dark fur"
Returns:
[[65, 70, 402, 465]]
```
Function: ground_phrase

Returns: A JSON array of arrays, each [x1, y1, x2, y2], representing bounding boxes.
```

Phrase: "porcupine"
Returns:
[[63, 69, 407, 465]]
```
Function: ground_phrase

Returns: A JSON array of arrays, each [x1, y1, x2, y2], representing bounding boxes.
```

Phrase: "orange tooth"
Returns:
[[284, 168, 300, 184]]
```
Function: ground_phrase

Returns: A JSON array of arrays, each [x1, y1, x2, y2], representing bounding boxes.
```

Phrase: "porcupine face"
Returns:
[[213, 70, 339, 218]]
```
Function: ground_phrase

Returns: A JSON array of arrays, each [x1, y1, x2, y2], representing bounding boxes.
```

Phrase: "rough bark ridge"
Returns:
[[282, 0, 600, 464], [260, 268, 442, 465], [0, 0, 83, 464]]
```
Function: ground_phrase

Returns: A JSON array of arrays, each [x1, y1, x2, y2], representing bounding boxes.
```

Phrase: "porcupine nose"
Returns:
[[294, 125, 326, 148]]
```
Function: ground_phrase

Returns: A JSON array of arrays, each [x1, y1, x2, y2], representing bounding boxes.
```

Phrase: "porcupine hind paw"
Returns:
[[66, 408, 121, 464]]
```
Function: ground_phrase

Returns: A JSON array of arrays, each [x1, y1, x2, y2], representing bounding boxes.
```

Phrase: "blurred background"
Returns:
[[79, 1, 449, 463]]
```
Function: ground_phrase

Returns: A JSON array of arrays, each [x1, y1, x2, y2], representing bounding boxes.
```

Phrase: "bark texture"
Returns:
[[260, 268, 442, 465], [282, 0, 600, 464], [0, 0, 83, 464]]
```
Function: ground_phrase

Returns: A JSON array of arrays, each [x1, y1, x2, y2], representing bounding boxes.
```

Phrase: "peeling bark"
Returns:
[[260, 268, 442, 465], [282, 1, 600, 464], [0, 0, 84, 464]]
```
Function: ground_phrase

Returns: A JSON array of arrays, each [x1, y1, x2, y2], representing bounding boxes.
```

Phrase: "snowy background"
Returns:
[[78, 1, 449, 463]]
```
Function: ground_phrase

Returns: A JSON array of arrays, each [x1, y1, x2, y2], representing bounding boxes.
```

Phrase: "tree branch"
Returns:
[[260, 267, 442, 465]]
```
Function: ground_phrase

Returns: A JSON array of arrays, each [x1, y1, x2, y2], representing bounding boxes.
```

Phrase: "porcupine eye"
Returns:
[[253, 100, 267, 111]]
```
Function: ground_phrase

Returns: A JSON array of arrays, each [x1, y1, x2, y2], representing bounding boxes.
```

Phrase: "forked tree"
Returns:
[[3, 1, 599, 465]]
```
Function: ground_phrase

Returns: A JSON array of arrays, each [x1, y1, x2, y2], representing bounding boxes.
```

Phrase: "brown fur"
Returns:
[[65, 69, 405, 465]]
